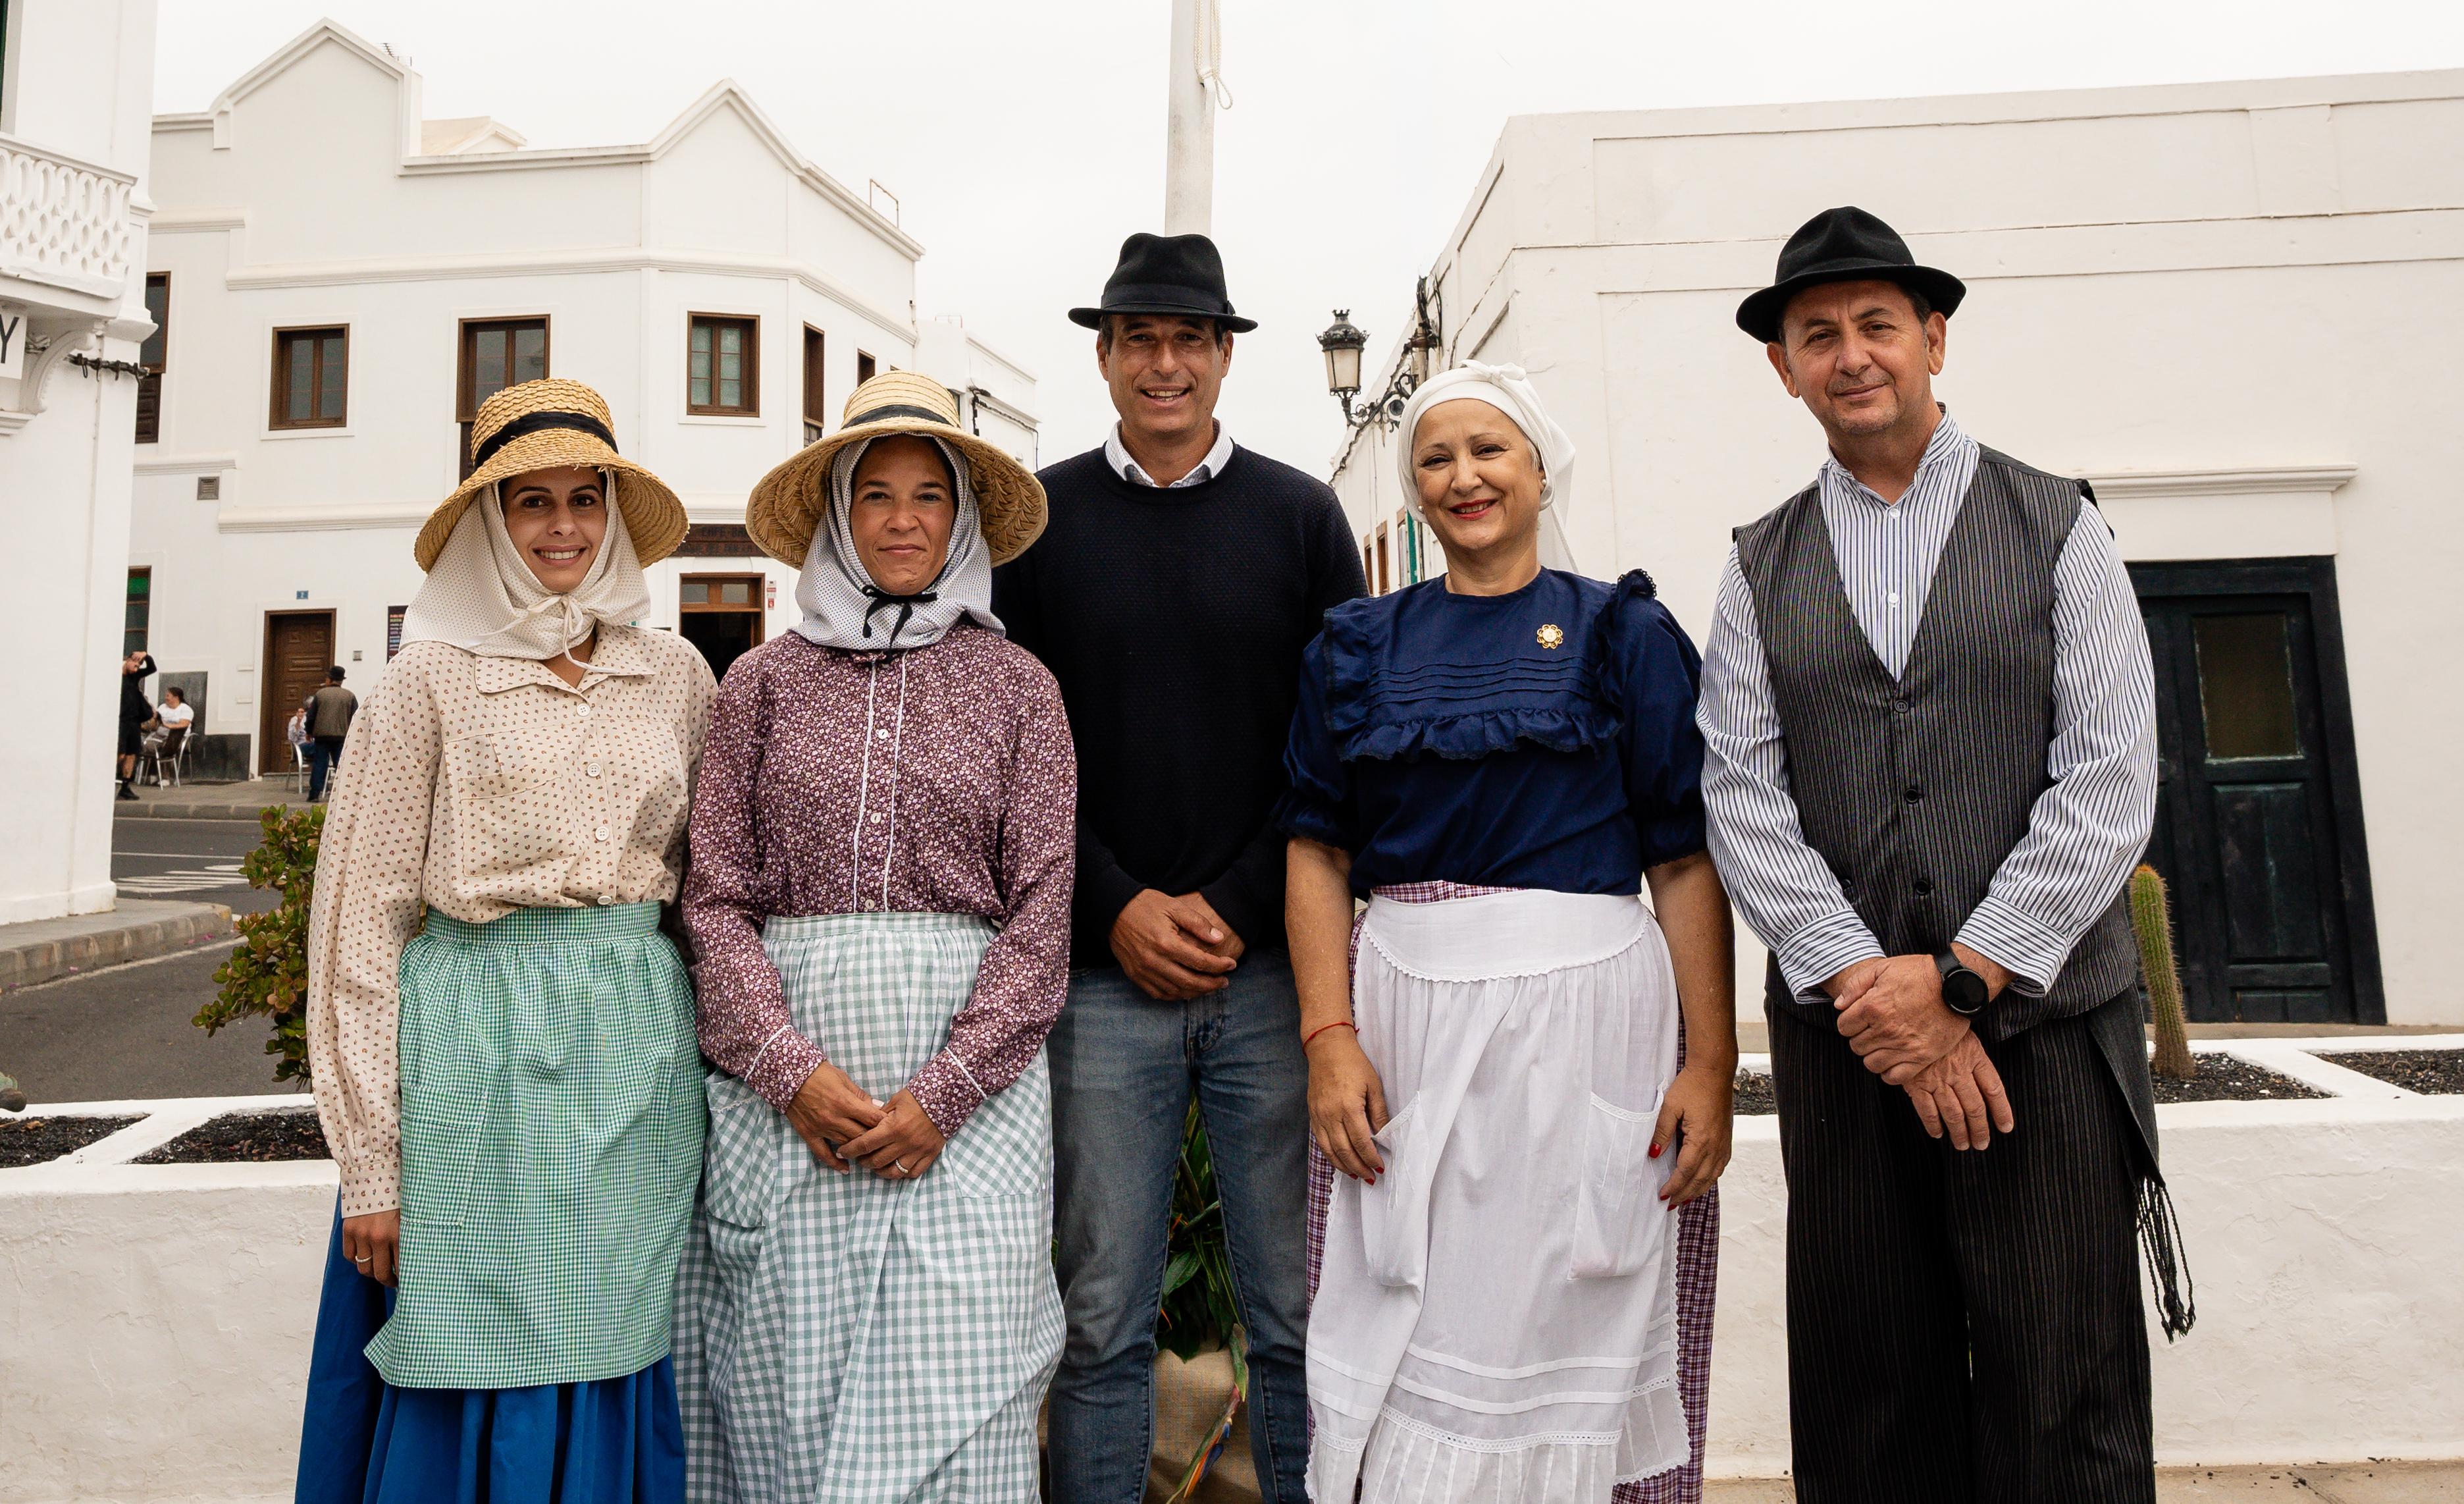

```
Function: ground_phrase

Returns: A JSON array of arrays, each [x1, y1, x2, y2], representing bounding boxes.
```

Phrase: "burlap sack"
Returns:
[[1146, 1347, 1261, 1504]]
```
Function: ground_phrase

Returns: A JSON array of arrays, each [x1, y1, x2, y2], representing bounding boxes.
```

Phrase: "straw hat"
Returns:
[[414, 378, 687, 572], [745, 370, 1047, 568]]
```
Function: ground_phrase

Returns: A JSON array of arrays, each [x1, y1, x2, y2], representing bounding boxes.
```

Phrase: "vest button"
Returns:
[[1904, 784, 1924, 803], [1912, 877, 1934, 896], [1893, 697, 1912, 716]]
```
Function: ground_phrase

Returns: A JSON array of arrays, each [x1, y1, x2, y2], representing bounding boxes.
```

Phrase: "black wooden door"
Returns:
[[2130, 558, 2382, 1023]]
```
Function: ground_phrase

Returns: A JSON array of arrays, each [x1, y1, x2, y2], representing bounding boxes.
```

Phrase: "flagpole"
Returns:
[[1164, 0, 1215, 234]]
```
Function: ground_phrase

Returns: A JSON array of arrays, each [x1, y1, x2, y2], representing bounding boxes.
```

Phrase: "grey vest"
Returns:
[[1736, 446, 2139, 1042]]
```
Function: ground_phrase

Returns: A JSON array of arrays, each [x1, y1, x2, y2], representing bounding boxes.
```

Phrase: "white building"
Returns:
[[0, 0, 157, 923], [1329, 70, 2464, 1027], [132, 19, 1035, 781]]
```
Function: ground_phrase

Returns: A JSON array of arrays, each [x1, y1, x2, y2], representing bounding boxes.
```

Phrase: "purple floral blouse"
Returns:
[[682, 625, 1076, 1136]]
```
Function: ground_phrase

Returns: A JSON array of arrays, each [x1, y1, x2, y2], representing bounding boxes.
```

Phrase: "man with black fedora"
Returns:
[[1696, 205, 2189, 1501], [995, 232, 1363, 1503]]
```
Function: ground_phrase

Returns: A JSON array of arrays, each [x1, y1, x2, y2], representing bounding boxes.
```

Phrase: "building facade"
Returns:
[[0, 0, 157, 923], [132, 20, 1035, 780], [1329, 70, 2464, 1026]]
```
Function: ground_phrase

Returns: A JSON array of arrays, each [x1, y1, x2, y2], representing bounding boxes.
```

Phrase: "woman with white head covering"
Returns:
[[673, 371, 1074, 1501], [296, 378, 717, 1501], [1280, 362, 1739, 1502]]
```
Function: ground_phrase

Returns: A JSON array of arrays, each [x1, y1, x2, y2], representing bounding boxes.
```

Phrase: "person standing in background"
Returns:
[[117, 648, 157, 799], [303, 666, 357, 803], [995, 232, 1366, 1503]]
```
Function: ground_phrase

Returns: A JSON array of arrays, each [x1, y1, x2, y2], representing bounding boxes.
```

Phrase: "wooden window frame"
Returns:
[[802, 324, 827, 443], [124, 566, 151, 658], [134, 271, 169, 444], [456, 316, 551, 478], [687, 313, 760, 417], [269, 323, 350, 430], [855, 348, 878, 387]]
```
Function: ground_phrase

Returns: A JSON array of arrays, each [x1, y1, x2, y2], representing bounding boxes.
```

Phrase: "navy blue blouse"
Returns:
[[1276, 568, 1708, 898]]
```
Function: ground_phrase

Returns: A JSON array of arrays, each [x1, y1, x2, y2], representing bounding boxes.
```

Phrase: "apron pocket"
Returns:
[[1572, 1094, 1669, 1279], [1358, 1098, 1429, 1289], [700, 1073, 781, 1230]]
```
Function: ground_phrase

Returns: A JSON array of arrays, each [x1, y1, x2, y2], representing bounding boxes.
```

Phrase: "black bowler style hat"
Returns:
[[1070, 232, 1259, 334], [1735, 206, 1966, 344]]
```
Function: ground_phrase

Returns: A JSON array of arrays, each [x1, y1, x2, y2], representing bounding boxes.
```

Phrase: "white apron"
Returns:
[[1308, 889, 1689, 1503]]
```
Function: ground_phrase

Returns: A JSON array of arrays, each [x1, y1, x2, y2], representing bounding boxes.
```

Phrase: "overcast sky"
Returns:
[[157, 0, 2464, 475]]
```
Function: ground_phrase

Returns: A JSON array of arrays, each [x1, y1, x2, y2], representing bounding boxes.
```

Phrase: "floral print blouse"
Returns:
[[682, 626, 1076, 1136]]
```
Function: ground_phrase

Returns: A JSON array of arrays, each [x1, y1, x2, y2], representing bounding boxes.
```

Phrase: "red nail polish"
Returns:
[[1648, 1143, 1663, 1159]]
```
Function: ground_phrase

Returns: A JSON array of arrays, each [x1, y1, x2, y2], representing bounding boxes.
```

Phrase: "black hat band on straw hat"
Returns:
[[471, 410, 619, 469]]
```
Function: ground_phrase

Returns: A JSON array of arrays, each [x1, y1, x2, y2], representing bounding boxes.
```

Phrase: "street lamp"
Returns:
[[1317, 309, 1367, 403], [1318, 278, 1444, 432]]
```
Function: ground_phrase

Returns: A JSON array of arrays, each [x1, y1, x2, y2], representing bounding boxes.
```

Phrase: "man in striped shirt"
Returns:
[[1698, 207, 2176, 1502]]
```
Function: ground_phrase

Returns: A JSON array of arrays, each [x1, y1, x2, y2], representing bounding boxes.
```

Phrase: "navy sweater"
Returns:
[[993, 443, 1367, 963]]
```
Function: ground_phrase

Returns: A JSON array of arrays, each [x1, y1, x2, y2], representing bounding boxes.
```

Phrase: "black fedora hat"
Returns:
[[1070, 231, 1258, 334], [1735, 206, 1964, 343]]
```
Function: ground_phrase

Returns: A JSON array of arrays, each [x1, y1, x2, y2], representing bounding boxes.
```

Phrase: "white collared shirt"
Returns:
[[1105, 421, 1235, 488]]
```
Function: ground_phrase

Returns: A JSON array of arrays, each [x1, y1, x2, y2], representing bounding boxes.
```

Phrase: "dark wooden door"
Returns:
[[2130, 559, 2382, 1023], [259, 611, 335, 773]]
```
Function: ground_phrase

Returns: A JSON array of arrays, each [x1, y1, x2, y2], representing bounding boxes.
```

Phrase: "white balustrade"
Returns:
[[0, 132, 140, 302]]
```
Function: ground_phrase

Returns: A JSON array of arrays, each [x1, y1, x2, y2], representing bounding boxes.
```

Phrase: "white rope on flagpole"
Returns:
[[1195, 0, 1234, 109]]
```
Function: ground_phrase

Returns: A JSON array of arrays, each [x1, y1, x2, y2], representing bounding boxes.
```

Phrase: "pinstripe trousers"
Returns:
[[1768, 998, 2154, 1504]]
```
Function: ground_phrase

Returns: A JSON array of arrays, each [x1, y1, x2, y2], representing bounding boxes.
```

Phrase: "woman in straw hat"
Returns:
[[1282, 362, 1737, 1503], [671, 371, 1073, 1501], [295, 377, 716, 1501]]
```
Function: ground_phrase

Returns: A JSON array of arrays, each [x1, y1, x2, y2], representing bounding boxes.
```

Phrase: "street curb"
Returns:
[[0, 900, 236, 993], [115, 793, 310, 822]]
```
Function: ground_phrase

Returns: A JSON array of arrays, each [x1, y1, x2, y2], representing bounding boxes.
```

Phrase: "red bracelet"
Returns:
[[1303, 1020, 1357, 1049]]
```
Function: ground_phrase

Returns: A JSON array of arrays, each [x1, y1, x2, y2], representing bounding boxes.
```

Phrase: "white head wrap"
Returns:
[[1395, 360, 1580, 574], [792, 434, 1001, 652], [398, 471, 650, 662]]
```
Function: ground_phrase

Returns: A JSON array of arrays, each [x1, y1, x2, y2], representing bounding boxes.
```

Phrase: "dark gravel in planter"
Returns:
[[2149, 1056, 2326, 1104], [0, 1115, 142, 1168], [2314, 1048, 2464, 1096], [135, 1110, 330, 1164], [1735, 1071, 1777, 1116]]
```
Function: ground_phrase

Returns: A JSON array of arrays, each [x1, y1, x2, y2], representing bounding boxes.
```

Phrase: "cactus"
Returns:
[[2130, 865, 2195, 1081]]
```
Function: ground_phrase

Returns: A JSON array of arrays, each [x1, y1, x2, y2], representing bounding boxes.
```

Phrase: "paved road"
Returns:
[[110, 816, 282, 915], [0, 817, 303, 1104]]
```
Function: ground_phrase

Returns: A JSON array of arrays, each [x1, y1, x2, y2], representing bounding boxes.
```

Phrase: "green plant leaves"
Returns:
[[195, 803, 324, 1086]]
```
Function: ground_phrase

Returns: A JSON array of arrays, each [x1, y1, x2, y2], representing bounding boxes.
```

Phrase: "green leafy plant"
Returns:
[[1155, 1102, 1248, 1503], [2130, 863, 2195, 1081], [1158, 1101, 1242, 1359], [196, 805, 325, 1083]]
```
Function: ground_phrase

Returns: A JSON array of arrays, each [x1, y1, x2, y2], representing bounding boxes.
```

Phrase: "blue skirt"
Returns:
[[295, 1202, 685, 1504]]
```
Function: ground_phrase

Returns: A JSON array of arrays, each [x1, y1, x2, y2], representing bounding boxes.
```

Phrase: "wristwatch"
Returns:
[[1935, 950, 1989, 1015]]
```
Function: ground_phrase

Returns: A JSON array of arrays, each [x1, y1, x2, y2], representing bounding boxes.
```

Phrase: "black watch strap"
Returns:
[[1935, 950, 1989, 1015]]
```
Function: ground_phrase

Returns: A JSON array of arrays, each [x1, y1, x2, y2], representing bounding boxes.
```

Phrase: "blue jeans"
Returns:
[[1045, 951, 1311, 1504], [307, 736, 344, 801]]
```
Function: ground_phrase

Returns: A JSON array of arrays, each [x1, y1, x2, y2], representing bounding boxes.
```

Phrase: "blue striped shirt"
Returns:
[[1695, 412, 2158, 999]]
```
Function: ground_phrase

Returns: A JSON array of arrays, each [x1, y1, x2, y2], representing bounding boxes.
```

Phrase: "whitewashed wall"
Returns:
[[1330, 70, 2464, 1024], [0, 0, 157, 923], [130, 20, 1034, 761]]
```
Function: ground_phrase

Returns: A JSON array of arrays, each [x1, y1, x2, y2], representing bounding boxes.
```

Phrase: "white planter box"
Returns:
[[5, 1043, 2461, 1502]]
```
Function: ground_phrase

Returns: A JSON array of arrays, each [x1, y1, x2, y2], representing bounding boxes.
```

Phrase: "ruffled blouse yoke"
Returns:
[[304, 625, 719, 1218], [1278, 569, 1708, 894], [682, 627, 1077, 1136]]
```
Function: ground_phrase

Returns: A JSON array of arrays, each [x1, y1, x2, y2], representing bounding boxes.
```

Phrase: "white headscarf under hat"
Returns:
[[792, 434, 1001, 653], [398, 471, 650, 663], [1395, 360, 1580, 574]]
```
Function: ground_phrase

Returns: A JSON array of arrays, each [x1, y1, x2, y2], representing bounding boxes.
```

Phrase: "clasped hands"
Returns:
[[787, 1062, 945, 1179], [1111, 888, 1245, 1001], [1828, 946, 2018, 1150]]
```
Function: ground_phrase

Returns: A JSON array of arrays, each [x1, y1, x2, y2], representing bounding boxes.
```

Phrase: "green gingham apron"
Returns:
[[672, 911, 1063, 1503], [369, 903, 705, 1390]]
